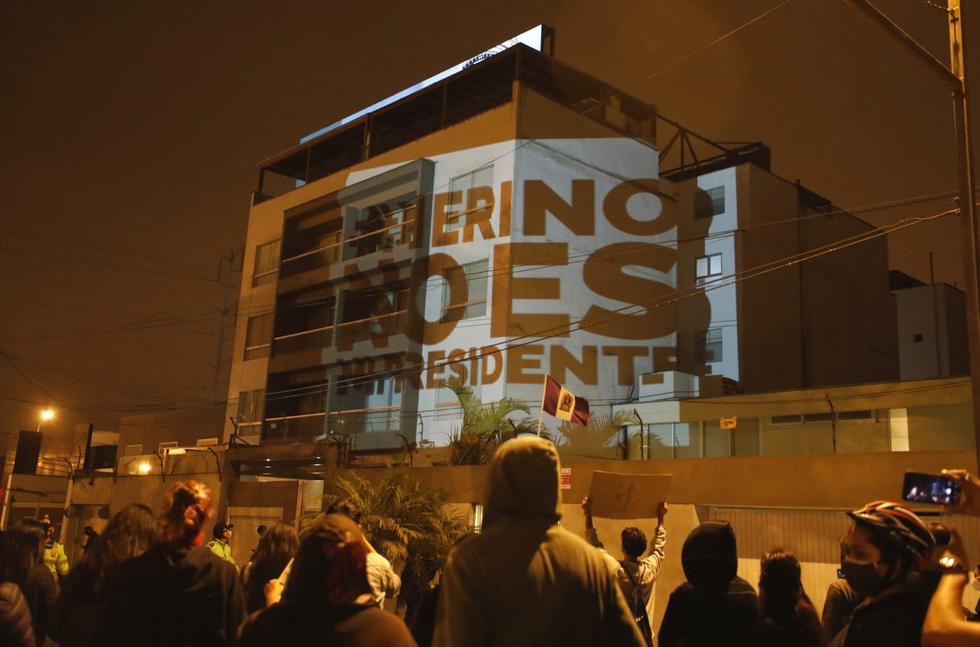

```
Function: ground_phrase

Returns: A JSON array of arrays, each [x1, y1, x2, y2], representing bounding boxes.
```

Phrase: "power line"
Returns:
[[0, 231, 221, 271], [636, 0, 794, 84]]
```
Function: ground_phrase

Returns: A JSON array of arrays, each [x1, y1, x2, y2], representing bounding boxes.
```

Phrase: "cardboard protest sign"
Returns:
[[588, 471, 672, 519]]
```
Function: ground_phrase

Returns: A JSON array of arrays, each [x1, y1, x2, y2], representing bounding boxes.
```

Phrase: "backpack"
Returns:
[[621, 561, 654, 647]]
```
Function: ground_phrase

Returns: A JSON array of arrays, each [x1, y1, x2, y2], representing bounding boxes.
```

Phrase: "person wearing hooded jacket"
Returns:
[[431, 436, 645, 647], [657, 521, 761, 647]]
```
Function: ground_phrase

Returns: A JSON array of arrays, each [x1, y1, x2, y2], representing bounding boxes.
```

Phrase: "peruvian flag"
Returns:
[[541, 375, 589, 426]]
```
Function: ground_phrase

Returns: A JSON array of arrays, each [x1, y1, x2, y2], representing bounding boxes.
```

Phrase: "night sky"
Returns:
[[1, 0, 976, 456]]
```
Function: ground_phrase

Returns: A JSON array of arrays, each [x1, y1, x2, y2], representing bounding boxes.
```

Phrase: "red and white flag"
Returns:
[[541, 375, 589, 426]]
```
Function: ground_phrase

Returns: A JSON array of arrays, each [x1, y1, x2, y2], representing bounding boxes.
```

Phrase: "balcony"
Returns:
[[255, 45, 655, 202]]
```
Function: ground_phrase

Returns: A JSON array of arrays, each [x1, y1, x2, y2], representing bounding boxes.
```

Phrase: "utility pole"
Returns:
[[213, 248, 243, 403], [843, 0, 980, 470]]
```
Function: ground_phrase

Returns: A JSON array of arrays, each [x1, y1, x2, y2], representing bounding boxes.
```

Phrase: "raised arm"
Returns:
[[583, 496, 603, 548], [639, 502, 667, 575], [922, 535, 980, 647]]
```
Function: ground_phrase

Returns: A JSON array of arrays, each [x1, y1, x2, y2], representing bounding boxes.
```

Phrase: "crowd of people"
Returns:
[[0, 435, 978, 646]]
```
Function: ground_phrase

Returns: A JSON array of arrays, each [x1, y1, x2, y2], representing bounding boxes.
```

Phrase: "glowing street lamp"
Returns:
[[37, 408, 55, 432]]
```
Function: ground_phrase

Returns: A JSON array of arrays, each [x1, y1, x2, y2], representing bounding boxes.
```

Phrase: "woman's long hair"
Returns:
[[283, 514, 371, 607], [65, 504, 157, 601], [0, 519, 45, 587], [244, 522, 299, 612]]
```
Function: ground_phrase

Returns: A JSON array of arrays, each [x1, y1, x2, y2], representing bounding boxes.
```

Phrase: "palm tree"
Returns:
[[327, 471, 465, 622], [556, 410, 642, 461], [446, 382, 534, 465]]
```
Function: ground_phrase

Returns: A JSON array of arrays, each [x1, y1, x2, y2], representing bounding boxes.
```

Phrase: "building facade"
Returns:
[[225, 45, 898, 452]]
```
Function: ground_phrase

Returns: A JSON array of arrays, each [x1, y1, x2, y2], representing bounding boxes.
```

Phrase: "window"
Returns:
[[442, 259, 489, 320], [707, 186, 725, 215], [159, 441, 178, 453], [695, 253, 723, 281], [238, 389, 266, 427], [122, 444, 143, 456], [252, 240, 281, 286], [196, 437, 220, 446], [244, 314, 274, 359], [770, 415, 803, 425], [838, 410, 875, 422], [695, 328, 723, 363], [446, 166, 493, 231], [803, 412, 834, 423], [913, 333, 924, 343], [695, 186, 726, 219]]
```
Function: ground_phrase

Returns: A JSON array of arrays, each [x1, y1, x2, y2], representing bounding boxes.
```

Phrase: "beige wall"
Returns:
[[119, 405, 225, 453]]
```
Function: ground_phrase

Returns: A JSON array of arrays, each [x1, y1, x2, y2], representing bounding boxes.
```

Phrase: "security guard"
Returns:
[[207, 521, 238, 572]]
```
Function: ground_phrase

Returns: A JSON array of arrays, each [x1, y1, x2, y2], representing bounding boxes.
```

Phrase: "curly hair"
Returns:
[[159, 480, 212, 547]]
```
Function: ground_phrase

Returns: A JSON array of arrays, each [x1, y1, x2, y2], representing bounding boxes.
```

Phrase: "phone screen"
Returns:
[[902, 471, 961, 506]]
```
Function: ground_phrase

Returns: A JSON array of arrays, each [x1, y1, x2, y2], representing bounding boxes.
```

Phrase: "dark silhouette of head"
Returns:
[[325, 499, 363, 525], [621, 527, 647, 560], [759, 549, 805, 623], [681, 521, 738, 592], [283, 514, 371, 607], [159, 480, 212, 548], [0, 518, 45, 587]]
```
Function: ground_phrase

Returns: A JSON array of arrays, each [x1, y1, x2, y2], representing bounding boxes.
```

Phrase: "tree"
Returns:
[[326, 472, 465, 622], [446, 382, 534, 465], [556, 410, 642, 461]]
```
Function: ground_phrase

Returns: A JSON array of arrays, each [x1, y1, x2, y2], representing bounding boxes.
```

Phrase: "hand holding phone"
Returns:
[[902, 471, 961, 506]]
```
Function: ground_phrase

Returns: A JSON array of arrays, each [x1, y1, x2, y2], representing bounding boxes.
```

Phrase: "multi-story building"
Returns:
[[224, 43, 898, 453]]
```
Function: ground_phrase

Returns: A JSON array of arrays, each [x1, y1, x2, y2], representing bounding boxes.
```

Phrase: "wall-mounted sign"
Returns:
[[720, 417, 737, 430]]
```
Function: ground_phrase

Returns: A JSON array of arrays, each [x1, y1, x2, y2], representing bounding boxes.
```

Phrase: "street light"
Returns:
[[37, 408, 55, 432]]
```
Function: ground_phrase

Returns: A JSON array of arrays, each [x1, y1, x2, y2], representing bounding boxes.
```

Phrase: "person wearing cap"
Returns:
[[829, 500, 937, 647], [207, 521, 238, 571]]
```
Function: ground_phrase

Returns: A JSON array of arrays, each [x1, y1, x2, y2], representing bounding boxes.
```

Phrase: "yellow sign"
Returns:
[[720, 417, 737, 430]]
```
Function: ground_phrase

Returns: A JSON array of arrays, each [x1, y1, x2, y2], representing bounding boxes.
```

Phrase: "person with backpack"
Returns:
[[583, 496, 667, 647]]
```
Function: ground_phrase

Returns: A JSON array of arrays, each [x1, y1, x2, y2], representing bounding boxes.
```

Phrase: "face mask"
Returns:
[[841, 557, 888, 597]]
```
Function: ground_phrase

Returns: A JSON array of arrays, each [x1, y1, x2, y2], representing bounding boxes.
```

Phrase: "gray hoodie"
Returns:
[[432, 436, 645, 647]]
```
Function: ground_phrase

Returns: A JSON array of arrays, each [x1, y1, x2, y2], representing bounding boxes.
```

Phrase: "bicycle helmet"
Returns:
[[848, 500, 935, 562]]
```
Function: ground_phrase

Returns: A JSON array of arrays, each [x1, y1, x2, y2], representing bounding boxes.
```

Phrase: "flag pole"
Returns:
[[537, 374, 548, 437]]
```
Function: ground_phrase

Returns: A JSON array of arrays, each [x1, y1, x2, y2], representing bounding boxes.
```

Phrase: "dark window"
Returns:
[[252, 240, 281, 286], [695, 328, 723, 363], [442, 260, 489, 321], [237, 390, 266, 425], [245, 314, 274, 360], [770, 415, 803, 425], [913, 333, 924, 343]]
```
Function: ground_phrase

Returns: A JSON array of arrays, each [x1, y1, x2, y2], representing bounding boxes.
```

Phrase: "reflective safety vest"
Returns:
[[207, 539, 238, 571], [44, 542, 69, 577]]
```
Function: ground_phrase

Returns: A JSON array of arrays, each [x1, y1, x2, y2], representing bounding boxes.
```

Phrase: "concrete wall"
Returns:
[[896, 284, 969, 380], [119, 405, 225, 454]]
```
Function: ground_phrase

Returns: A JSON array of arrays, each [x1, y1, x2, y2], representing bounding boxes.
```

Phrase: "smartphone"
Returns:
[[902, 471, 961, 506]]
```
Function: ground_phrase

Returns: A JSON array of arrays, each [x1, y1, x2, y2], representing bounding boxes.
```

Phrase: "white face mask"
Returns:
[[970, 577, 980, 592]]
